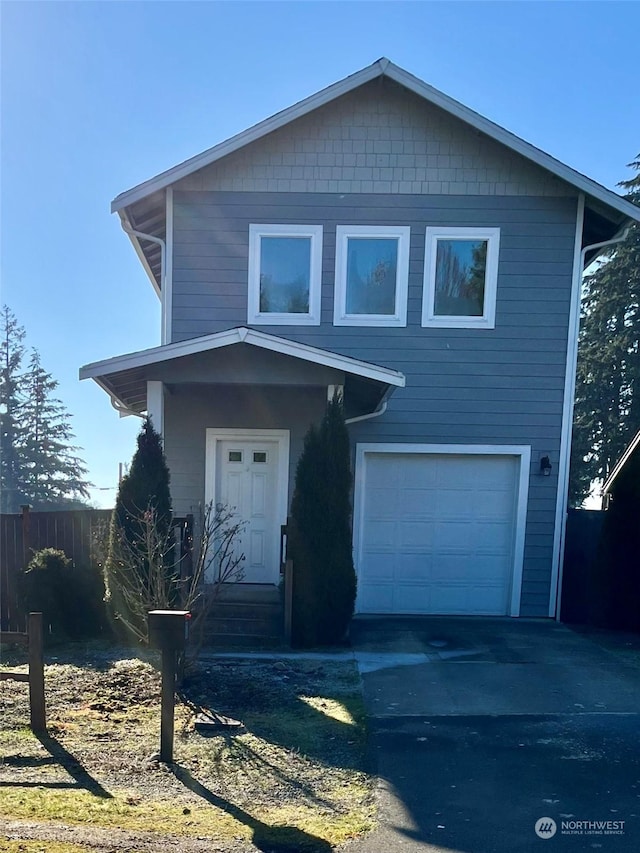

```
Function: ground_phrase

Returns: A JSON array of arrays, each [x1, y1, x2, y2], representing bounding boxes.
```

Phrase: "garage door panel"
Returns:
[[359, 584, 394, 613], [433, 520, 480, 549], [366, 487, 399, 518], [436, 490, 475, 519], [363, 519, 397, 548], [400, 457, 438, 489], [431, 554, 478, 580], [357, 452, 520, 615], [398, 521, 435, 549], [360, 554, 394, 583], [473, 522, 514, 552], [399, 489, 438, 517], [395, 554, 434, 582], [472, 489, 516, 519], [394, 586, 432, 614], [367, 458, 400, 489]]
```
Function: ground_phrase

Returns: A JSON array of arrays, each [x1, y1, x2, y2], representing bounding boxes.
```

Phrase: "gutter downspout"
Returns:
[[110, 397, 145, 419], [345, 385, 396, 425], [121, 219, 167, 340], [553, 215, 632, 621], [345, 400, 388, 425]]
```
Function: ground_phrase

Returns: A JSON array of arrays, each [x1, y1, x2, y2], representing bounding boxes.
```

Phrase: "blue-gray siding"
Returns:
[[164, 384, 327, 519], [168, 190, 577, 617]]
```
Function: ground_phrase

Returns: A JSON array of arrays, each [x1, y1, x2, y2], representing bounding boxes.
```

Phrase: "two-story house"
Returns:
[[81, 59, 640, 621]]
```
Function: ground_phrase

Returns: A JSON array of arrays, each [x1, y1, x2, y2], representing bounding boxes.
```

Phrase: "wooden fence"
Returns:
[[0, 612, 46, 731], [0, 507, 112, 631]]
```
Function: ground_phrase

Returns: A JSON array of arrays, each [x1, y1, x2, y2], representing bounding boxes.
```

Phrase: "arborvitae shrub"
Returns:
[[289, 396, 356, 646], [104, 417, 173, 640]]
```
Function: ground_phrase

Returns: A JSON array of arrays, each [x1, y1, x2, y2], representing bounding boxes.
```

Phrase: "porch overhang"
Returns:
[[80, 327, 405, 420]]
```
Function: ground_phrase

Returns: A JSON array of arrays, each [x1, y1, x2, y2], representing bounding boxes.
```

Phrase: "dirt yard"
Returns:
[[0, 644, 375, 852]]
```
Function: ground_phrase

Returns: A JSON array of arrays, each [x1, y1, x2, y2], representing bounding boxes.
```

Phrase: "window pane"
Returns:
[[345, 238, 397, 315], [434, 239, 487, 317], [253, 451, 267, 464], [259, 237, 311, 314], [228, 451, 242, 462]]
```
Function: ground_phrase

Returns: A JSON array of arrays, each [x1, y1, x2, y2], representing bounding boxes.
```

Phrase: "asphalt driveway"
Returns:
[[345, 617, 640, 853]]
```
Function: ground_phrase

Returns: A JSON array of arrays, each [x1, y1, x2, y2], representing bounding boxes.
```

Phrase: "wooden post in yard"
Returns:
[[160, 649, 176, 763], [28, 612, 46, 732]]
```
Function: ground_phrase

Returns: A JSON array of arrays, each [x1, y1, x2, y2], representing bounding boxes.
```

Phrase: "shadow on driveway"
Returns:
[[345, 617, 640, 853]]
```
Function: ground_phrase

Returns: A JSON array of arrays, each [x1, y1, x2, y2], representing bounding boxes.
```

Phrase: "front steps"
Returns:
[[200, 583, 285, 648]]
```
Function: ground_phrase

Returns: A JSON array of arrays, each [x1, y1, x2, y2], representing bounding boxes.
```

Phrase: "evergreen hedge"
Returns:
[[289, 396, 356, 646], [19, 547, 109, 642], [104, 417, 173, 640]]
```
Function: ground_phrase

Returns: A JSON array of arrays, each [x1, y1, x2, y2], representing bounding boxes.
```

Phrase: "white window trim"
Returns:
[[248, 224, 322, 326], [333, 225, 410, 327], [352, 443, 531, 617], [422, 226, 500, 329]]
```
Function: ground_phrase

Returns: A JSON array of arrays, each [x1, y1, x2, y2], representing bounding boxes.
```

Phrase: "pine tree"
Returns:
[[1, 307, 91, 512], [0, 306, 28, 512], [570, 156, 640, 504], [21, 349, 91, 509]]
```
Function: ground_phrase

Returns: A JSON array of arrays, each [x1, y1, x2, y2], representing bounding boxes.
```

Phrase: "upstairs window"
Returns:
[[422, 227, 500, 329], [333, 226, 410, 327], [248, 224, 322, 325]]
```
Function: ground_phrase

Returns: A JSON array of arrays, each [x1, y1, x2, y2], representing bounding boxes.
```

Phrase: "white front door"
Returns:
[[213, 436, 285, 584]]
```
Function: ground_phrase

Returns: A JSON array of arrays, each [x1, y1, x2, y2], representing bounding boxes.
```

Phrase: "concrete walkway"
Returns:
[[344, 617, 640, 853]]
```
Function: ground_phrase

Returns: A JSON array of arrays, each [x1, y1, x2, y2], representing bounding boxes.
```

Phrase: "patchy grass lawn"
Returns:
[[0, 645, 375, 851]]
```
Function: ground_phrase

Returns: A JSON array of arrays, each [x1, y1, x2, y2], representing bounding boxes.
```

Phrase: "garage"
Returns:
[[354, 447, 528, 616]]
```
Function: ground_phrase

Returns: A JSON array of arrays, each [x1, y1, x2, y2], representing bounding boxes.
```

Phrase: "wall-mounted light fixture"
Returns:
[[540, 455, 552, 477]]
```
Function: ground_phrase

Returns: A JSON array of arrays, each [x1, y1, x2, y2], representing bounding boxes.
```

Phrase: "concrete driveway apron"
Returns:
[[344, 618, 640, 853]]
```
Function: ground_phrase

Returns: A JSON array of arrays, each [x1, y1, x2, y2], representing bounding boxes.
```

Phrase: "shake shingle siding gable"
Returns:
[[175, 79, 574, 198]]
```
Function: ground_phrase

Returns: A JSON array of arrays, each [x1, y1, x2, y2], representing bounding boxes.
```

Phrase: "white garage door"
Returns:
[[356, 453, 520, 615]]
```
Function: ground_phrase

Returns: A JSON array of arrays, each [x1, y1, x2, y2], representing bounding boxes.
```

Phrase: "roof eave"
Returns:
[[79, 326, 407, 389], [602, 428, 640, 495], [111, 59, 386, 213], [111, 58, 640, 226], [384, 63, 640, 224], [117, 210, 162, 298]]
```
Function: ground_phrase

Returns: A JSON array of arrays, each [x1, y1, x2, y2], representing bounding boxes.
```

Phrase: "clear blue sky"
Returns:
[[2, 1, 639, 508]]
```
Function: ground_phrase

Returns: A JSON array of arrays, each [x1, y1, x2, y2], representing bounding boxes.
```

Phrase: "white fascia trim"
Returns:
[[79, 326, 406, 387], [422, 226, 500, 329], [549, 194, 586, 619], [80, 327, 243, 378], [162, 188, 174, 344], [333, 225, 410, 327], [385, 64, 640, 224], [602, 427, 640, 495], [352, 443, 531, 618], [119, 211, 162, 299], [111, 62, 384, 213], [111, 59, 640, 225]]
